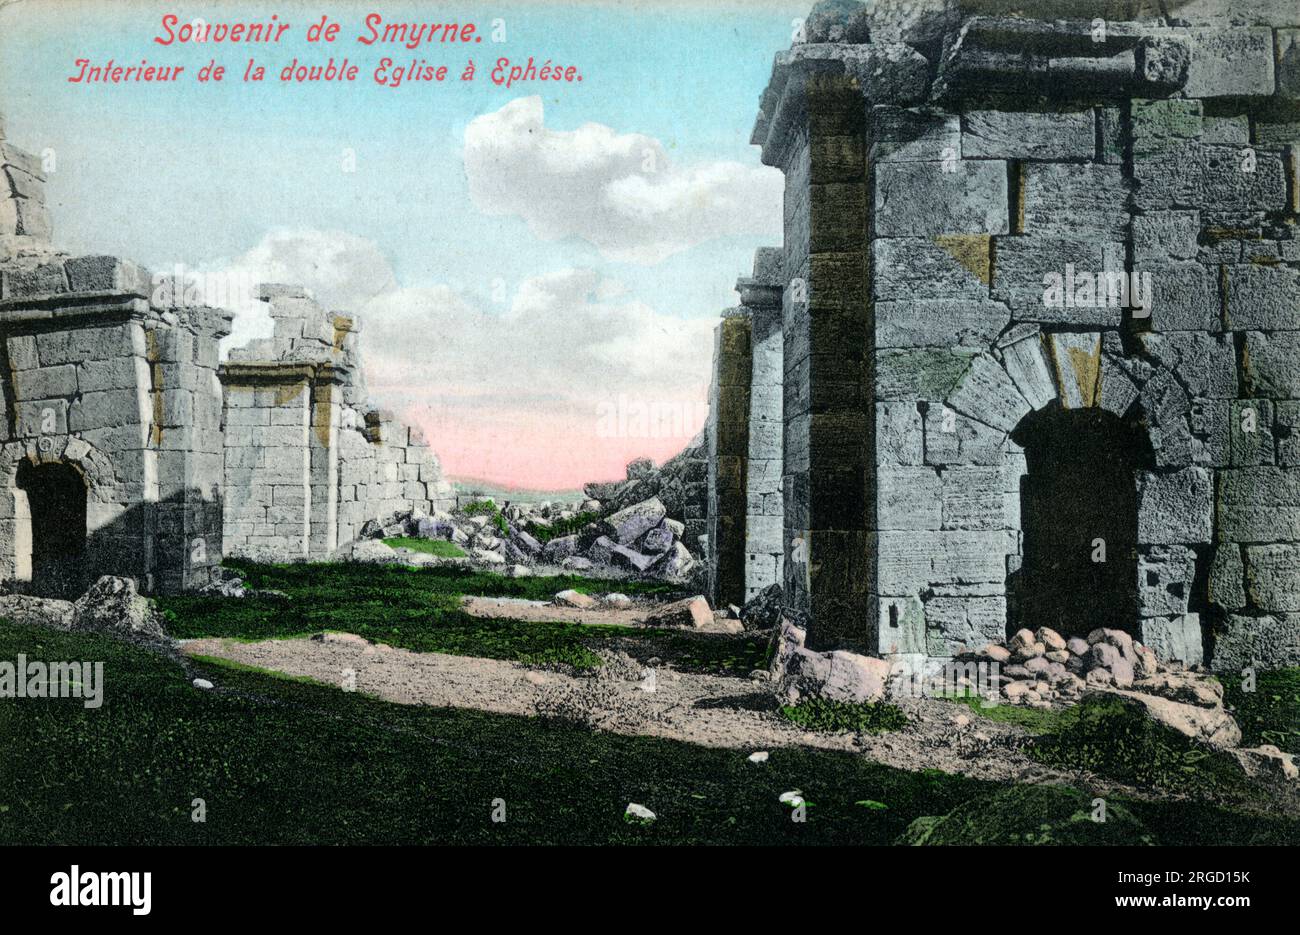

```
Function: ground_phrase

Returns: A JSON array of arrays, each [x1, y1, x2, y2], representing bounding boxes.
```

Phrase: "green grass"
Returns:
[[383, 536, 467, 558], [944, 693, 1082, 735], [780, 698, 908, 734], [461, 500, 509, 537], [527, 510, 602, 544], [2, 619, 1294, 845], [1223, 667, 1300, 756], [1027, 694, 1263, 804], [156, 560, 759, 676]]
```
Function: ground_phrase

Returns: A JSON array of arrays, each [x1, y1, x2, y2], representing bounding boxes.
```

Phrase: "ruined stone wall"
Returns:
[[0, 116, 452, 588], [220, 284, 452, 561], [1, 125, 229, 593], [743, 0, 1300, 669]]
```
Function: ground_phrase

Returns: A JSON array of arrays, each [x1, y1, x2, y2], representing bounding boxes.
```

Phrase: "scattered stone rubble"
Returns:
[[0, 574, 169, 647], [582, 440, 709, 556], [349, 491, 704, 583]]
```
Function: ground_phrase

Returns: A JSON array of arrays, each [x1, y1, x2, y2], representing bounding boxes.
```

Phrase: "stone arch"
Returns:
[[936, 325, 1172, 642], [0, 435, 121, 592]]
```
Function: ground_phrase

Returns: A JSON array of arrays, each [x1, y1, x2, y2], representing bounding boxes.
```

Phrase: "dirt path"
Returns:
[[460, 596, 638, 627], [179, 631, 1128, 794]]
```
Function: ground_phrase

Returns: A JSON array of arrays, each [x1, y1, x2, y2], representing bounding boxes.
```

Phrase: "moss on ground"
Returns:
[[1, 619, 1294, 845], [527, 510, 602, 543], [383, 536, 467, 558], [898, 784, 1156, 845], [780, 698, 908, 734], [944, 693, 1081, 735], [1222, 667, 1300, 756]]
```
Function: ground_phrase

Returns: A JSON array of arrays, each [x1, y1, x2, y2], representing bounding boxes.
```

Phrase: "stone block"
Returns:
[[1146, 261, 1222, 332], [1224, 265, 1300, 331], [997, 327, 1056, 411], [1182, 28, 1276, 98], [945, 353, 1029, 433], [1231, 399, 1275, 466], [1137, 467, 1213, 544], [874, 160, 1009, 236], [876, 348, 976, 402], [1218, 467, 1300, 542], [1133, 210, 1199, 263], [2, 261, 66, 297], [1021, 163, 1128, 240], [924, 595, 1007, 655], [1134, 142, 1286, 214], [1213, 613, 1300, 672], [1210, 543, 1247, 610], [877, 401, 924, 466], [1243, 332, 1300, 398], [873, 237, 991, 300], [923, 406, 1006, 466], [940, 466, 1005, 531], [961, 106, 1094, 160], [1138, 332, 1236, 399], [874, 297, 1009, 349], [1131, 99, 1203, 156], [991, 236, 1125, 325], [64, 255, 151, 297], [1138, 545, 1196, 617], [12, 364, 76, 401], [14, 398, 68, 437], [1139, 614, 1204, 667], [1245, 544, 1300, 612], [869, 107, 960, 163], [877, 466, 941, 531]]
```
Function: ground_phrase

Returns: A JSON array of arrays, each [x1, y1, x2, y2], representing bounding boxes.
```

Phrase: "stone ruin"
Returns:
[[704, 0, 1300, 674], [0, 113, 451, 597]]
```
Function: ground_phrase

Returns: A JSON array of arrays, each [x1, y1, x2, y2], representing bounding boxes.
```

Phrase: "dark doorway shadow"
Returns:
[[1009, 406, 1153, 640], [16, 459, 89, 599]]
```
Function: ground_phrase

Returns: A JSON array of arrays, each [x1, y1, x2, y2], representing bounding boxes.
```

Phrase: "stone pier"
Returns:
[[706, 309, 751, 608], [738, 0, 1300, 671]]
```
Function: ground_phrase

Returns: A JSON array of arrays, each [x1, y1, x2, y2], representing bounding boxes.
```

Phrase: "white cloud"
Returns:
[[203, 228, 400, 357], [212, 229, 713, 437], [464, 96, 782, 265], [361, 266, 714, 414]]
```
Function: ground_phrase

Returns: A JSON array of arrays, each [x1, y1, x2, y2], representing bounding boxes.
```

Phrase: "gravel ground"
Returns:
[[179, 631, 1138, 796]]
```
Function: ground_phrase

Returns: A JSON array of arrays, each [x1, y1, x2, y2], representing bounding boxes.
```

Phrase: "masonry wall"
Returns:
[[741, 249, 786, 602], [220, 285, 452, 561], [746, 0, 1300, 669], [706, 310, 751, 608]]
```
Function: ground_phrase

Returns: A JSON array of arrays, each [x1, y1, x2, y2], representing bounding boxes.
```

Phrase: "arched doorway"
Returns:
[[15, 460, 88, 598], [1009, 407, 1152, 639]]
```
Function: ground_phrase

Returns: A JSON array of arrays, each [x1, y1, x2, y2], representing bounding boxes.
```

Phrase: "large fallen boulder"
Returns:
[[740, 583, 783, 631], [70, 575, 169, 646], [643, 595, 712, 628], [600, 497, 666, 546], [777, 646, 893, 705], [0, 594, 74, 630], [1097, 688, 1242, 749]]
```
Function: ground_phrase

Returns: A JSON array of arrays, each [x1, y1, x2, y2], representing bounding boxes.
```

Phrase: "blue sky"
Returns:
[[0, 0, 804, 485]]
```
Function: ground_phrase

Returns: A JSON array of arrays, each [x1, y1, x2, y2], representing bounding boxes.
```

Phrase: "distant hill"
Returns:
[[449, 478, 586, 506]]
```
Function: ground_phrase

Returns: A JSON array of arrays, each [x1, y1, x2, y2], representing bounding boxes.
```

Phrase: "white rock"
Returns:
[[624, 803, 656, 821], [192, 678, 214, 690], [748, 751, 769, 763]]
